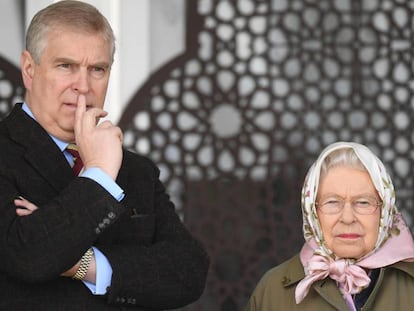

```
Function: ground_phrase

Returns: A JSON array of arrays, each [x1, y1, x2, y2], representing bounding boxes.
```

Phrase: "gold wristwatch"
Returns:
[[72, 248, 94, 281]]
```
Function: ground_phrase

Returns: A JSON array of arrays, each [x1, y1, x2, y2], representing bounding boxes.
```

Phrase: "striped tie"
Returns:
[[66, 144, 84, 175]]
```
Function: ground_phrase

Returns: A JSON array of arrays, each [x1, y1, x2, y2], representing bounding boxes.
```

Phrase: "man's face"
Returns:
[[21, 29, 112, 142]]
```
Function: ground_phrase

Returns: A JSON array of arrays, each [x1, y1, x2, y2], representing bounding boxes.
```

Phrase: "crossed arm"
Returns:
[[14, 196, 97, 282]]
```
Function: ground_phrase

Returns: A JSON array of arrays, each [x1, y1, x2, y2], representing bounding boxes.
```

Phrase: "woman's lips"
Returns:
[[336, 233, 361, 239]]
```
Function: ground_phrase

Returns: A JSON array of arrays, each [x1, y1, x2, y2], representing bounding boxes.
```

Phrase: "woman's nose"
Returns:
[[339, 202, 356, 223]]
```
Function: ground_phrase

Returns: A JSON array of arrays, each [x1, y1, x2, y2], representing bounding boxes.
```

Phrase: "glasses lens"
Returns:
[[317, 197, 381, 214]]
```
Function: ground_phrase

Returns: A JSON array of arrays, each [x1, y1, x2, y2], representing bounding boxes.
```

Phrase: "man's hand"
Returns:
[[74, 95, 123, 180], [15, 196, 38, 216]]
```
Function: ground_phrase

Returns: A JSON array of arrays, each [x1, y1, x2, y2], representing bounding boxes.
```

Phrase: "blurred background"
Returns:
[[1, 0, 414, 310]]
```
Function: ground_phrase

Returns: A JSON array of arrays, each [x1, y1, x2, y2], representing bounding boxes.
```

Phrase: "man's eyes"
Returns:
[[56, 64, 107, 75], [91, 66, 106, 72]]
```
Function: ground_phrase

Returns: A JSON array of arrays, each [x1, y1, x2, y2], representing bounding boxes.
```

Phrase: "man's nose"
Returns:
[[72, 69, 90, 93]]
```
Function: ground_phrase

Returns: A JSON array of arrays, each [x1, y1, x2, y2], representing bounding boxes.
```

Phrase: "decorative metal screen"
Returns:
[[0, 56, 24, 120], [119, 1, 414, 310]]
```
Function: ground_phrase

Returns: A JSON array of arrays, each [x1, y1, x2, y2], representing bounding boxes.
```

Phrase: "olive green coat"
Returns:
[[245, 254, 414, 311]]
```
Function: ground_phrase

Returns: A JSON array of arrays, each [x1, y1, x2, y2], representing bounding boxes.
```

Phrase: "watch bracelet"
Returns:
[[72, 247, 94, 281]]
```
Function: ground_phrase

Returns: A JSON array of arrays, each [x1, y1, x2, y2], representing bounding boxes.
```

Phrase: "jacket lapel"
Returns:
[[312, 280, 350, 311], [6, 104, 75, 192]]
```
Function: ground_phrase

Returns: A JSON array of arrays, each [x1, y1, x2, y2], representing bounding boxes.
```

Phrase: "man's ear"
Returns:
[[20, 51, 36, 90]]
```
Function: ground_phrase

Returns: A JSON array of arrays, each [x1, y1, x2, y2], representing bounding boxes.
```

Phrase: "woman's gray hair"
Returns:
[[319, 147, 366, 180], [26, 0, 115, 64]]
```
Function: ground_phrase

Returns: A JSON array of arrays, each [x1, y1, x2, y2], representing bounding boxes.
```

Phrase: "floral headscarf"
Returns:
[[295, 142, 414, 308]]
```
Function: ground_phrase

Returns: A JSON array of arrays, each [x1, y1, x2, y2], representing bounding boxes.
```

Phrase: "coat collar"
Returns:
[[280, 254, 305, 287], [283, 253, 414, 310], [388, 260, 414, 278]]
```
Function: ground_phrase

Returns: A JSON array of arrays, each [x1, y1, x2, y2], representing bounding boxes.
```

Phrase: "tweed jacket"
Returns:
[[0, 104, 209, 310], [245, 254, 414, 311]]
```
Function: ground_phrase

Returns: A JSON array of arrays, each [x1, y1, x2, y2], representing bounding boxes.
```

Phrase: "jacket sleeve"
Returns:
[[91, 153, 210, 309], [0, 172, 125, 282]]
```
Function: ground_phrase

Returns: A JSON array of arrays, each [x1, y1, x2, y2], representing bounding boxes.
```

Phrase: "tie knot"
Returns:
[[66, 144, 80, 158]]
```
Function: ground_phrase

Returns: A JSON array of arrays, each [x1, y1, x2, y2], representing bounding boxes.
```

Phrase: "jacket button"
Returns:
[[282, 276, 290, 285], [127, 297, 136, 304]]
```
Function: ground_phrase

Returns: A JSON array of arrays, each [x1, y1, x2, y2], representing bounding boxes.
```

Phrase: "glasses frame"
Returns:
[[315, 197, 383, 215]]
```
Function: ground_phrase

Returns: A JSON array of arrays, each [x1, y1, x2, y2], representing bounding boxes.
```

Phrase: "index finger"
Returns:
[[74, 94, 87, 137], [75, 96, 108, 136]]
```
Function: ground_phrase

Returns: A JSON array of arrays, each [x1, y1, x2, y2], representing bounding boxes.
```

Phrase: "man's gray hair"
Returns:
[[26, 0, 115, 64]]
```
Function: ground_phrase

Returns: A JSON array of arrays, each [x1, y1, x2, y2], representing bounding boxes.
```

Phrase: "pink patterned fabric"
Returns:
[[295, 243, 370, 303]]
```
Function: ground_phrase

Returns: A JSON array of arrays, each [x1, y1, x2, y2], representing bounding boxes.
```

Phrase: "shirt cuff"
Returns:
[[82, 247, 113, 295], [81, 167, 125, 201]]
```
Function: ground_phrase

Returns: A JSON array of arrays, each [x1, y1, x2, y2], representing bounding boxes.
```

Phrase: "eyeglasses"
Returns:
[[315, 197, 382, 215]]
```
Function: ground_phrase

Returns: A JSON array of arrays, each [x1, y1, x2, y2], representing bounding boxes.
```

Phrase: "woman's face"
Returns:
[[316, 166, 381, 259]]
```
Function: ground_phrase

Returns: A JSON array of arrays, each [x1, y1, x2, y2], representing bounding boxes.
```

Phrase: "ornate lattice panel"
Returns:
[[0, 56, 24, 120], [119, 0, 414, 310]]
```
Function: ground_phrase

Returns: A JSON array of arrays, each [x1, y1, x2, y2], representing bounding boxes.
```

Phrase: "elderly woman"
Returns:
[[245, 141, 414, 310]]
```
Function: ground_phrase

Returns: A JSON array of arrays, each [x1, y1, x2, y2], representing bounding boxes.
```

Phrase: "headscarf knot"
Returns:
[[295, 254, 370, 303]]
